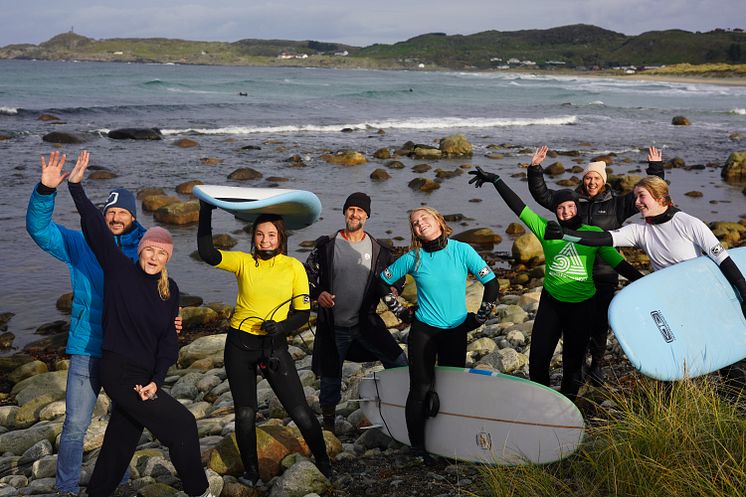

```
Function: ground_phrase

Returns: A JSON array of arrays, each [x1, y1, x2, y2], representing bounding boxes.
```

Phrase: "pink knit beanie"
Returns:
[[138, 227, 174, 262], [583, 161, 608, 184]]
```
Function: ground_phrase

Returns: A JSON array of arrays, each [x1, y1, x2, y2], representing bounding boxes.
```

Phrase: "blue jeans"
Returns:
[[319, 324, 407, 407], [56, 355, 129, 493]]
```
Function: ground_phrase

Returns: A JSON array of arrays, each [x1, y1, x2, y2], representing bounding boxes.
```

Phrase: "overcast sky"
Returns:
[[2, 1, 744, 47]]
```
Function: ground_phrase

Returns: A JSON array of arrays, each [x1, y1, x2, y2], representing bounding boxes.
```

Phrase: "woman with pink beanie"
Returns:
[[65, 151, 213, 497]]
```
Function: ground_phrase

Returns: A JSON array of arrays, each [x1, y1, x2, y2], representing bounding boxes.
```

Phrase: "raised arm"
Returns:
[[618, 146, 665, 222], [543, 221, 614, 246], [197, 200, 222, 266], [66, 152, 125, 270], [468, 167, 526, 216], [525, 145, 557, 211]]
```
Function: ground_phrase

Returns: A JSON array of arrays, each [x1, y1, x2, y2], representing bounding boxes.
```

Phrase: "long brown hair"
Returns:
[[635, 176, 674, 207], [409, 206, 453, 270]]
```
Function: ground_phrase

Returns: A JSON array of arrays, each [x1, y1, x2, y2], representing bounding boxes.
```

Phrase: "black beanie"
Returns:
[[552, 189, 580, 211], [343, 192, 371, 217]]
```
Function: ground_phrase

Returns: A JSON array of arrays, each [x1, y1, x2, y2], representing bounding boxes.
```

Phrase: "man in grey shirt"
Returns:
[[306, 193, 407, 433]]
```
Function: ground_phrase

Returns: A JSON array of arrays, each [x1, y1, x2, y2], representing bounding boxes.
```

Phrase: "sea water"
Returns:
[[1, 60, 745, 348]]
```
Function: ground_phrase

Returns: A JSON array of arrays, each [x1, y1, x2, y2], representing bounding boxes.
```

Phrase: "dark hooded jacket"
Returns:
[[527, 161, 664, 285], [305, 232, 404, 378]]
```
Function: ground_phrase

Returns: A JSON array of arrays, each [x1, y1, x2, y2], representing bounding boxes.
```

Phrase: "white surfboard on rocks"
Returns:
[[193, 184, 321, 229], [358, 366, 585, 464]]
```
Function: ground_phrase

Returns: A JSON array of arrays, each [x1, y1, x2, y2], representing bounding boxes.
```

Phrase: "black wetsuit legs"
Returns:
[[405, 318, 467, 450], [224, 328, 329, 476], [589, 285, 615, 366], [529, 289, 593, 400]]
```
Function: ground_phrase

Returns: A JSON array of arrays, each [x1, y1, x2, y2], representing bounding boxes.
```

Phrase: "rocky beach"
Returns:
[[1, 59, 746, 496]]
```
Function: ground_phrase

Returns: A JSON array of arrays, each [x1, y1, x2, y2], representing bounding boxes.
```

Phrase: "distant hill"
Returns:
[[1, 24, 744, 70]]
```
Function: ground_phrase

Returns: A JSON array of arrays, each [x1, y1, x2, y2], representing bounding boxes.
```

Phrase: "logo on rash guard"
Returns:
[[710, 244, 724, 257], [650, 311, 675, 343], [303, 295, 310, 304], [383, 268, 393, 280], [478, 266, 491, 277], [548, 243, 587, 280]]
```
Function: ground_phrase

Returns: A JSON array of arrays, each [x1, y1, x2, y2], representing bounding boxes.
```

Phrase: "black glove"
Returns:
[[544, 221, 564, 240], [260, 320, 287, 337], [467, 167, 500, 188], [475, 301, 496, 324]]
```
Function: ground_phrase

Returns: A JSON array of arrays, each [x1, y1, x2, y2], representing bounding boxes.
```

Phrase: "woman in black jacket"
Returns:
[[65, 152, 211, 497], [526, 145, 664, 383]]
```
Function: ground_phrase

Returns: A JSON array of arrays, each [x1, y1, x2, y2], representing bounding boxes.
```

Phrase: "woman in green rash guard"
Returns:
[[468, 167, 643, 400]]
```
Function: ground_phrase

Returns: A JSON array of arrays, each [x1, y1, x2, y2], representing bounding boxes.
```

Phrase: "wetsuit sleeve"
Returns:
[[152, 281, 179, 387], [597, 244, 624, 267], [304, 236, 329, 300], [197, 202, 222, 266], [610, 259, 644, 282], [689, 219, 729, 266], [68, 181, 127, 271], [518, 206, 549, 240], [718, 257, 746, 318], [380, 252, 414, 285], [646, 161, 665, 179], [557, 226, 614, 246], [462, 243, 496, 285], [526, 165, 556, 211], [493, 179, 527, 217], [291, 259, 312, 312]]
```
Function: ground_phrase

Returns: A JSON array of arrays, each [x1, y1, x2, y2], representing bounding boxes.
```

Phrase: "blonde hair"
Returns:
[[158, 267, 171, 301], [408, 206, 453, 269], [635, 176, 674, 207]]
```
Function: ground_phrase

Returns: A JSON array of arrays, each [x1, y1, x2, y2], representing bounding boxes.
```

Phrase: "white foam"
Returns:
[[160, 116, 578, 136], [730, 108, 746, 115], [0, 106, 19, 115]]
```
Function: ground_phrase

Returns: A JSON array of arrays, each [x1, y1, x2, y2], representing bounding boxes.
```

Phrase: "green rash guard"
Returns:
[[519, 206, 624, 303]]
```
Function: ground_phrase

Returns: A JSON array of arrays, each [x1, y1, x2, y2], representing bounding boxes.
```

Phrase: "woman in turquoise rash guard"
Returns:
[[468, 167, 643, 400], [379, 206, 499, 462]]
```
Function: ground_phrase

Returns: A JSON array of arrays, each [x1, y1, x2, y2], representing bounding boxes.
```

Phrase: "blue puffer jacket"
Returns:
[[26, 184, 147, 357]]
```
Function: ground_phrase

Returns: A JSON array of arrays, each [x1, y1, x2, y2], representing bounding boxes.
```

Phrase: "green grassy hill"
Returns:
[[2, 25, 744, 70]]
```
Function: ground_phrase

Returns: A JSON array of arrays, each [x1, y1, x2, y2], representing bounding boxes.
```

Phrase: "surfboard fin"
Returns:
[[360, 424, 383, 430]]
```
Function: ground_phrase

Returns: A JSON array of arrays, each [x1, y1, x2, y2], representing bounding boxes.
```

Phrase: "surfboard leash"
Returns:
[[372, 370, 397, 441]]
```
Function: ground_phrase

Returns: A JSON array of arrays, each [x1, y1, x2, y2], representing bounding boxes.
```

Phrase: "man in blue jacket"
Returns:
[[26, 151, 176, 496]]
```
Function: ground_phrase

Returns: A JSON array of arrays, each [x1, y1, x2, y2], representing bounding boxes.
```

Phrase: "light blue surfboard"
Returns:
[[358, 366, 584, 464], [608, 247, 746, 381], [193, 185, 321, 230]]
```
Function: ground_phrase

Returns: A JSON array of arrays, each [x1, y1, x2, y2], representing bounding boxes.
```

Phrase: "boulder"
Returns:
[[0, 353, 35, 374], [0, 421, 63, 455], [89, 170, 118, 180], [228, 168, 263, 181], [684, 191, 703, 198], [22, 332, 67, 355], [42, 131, 87, 144], [411, 163, 431, 173], [153, 200, 200, 225], [512, 233, 544, 264], [137, 483, 178, 497], [385, 160, 405, 169], [607, 174, 641, 194], [36, 320, 68, 335], [544, 162, 565, 176], [721, 152, 746, 182], [0, 332, 14, 349], [452, 227, 502, 245], [175, 180, 204, 194], [407, 178, 440, 192], [31, 455, 57, 479], [439, 134, 473, 158], [108, 128, 163, 140], [373, 148, 391, 159], [506, 222, 525, 235], [137, 187, 167, 199], [174, 138, 198, 148], [8, 360, 48, 384], [178, 334, 227, 368], [481, 348, 528, 373], [320, 150, 367, 166], [671, 116, 691, 126], [434, 168, 463, 179], [496, 304, 528, 324], [11, 370, 68, 406], [212, 233, 238, 249], [19, 439, 53, 466], [369, 168, 390, 181], [410, 145, 442, 160], [268, 460, 330, 497], [0, 406, 18, 428], [38, 114, 61, 122], [142, 194, 180, 212], [200, 157, 224, 165], [38, 400, 67, 421], [0, 312, 14, 331]]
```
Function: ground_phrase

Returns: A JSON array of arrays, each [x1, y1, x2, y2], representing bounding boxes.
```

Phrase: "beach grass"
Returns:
[[642, 63, 746, 77], [476, 376, 746, 497]]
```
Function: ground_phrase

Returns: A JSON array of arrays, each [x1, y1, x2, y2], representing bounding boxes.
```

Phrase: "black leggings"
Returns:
[[588, 285, 615, 365], [529, 289, 594, 400], [224, 328, 328, 475], [88, 352, 208, 497], [405, 317, 469, 450]]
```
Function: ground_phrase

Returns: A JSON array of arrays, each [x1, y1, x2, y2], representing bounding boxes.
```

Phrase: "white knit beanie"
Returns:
[[583, 161, 608, 184]]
